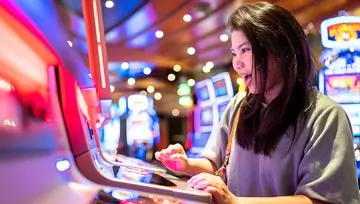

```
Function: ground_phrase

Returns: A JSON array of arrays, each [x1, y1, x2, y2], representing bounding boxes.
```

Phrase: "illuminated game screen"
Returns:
[[341, 104, 360, 136], [199, 108, 213, 127], [326, 22, 360, 42], [218, 102, 228, 121], [192, 131, 211, 148], [115, 167, 176, 187], [213, 78, 228, 98], [324, 74, 360, 104], [196, 85, 210, 102]]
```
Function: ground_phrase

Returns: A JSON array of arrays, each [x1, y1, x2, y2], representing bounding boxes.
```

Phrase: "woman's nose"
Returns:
[[234, 61, 245, 71]]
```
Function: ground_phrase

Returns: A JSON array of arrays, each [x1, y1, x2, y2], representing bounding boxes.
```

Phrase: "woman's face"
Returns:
[[231, 30, 256, 93], [231, 30, 282, 100]]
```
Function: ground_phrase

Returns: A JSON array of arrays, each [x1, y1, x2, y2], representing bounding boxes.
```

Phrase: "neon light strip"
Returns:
[[97, 44, 106, 88], [76, 87, 90, 121], [93, 0, 106, 89], [92, 0, 100, 43]]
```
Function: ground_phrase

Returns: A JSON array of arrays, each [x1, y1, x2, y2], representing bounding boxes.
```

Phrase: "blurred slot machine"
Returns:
[[188, 78, 215, 158], [211, 72, 234, 122], [318, 15, 360, 181], [126, 94, 160, 161], [100, 104, 121, 153], [187, 72, 234, 158], [58, 56, 212, 204]]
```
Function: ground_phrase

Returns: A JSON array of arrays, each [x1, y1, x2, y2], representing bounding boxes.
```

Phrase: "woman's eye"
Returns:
[[231, 53, 236, 57], [240, 48, 251, 54]]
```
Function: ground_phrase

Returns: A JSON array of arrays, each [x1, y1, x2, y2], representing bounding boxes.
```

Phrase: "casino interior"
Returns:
[[1, 0, 360, 203]]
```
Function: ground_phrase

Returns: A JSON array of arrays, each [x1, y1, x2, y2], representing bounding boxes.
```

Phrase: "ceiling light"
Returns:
[[202, 65, 211, 73], [127, 78, 135, 86], [154, 92, 162, 100], [121, 62, 129, 69], [168, 73, 176, 81], [110, 85, 115, 93], [173, 64, 182, 72], [140, 90, 147, 95], [105, 0, 114, 8], [183, 14, 192, 22], [147, 85, 155, 93], [220, 34, 229, 42], [143, 67, 152, 75], [155, 30, 164, 38], [187, 47, 196, 55], [67, 40, 73, 47], [206, 61, 214, 69], [172, 109, 180, 116], [187, 79, 195, 86]]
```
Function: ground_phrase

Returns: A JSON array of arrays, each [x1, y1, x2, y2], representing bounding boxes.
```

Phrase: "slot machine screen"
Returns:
[[196, 86, 210, 102], [115, 167, 176, 187], [323, 74, 360, 104], [192, 131, 212, 148], [213, 78, 228, 98], [199, 108, 213, 127], [218, 102, 228, 121], [341, 104, 360, 136]]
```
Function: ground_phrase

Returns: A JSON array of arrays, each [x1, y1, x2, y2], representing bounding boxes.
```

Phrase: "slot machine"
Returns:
[[0, 0, 212, 203], [187, 78, 215, 158], [318, 15, 360, 180], [126, 94, 160, 161], [187, 72, 234, 158]]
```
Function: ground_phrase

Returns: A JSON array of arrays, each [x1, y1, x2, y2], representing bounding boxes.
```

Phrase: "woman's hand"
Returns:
[[187, 173, 236, 204], [154, 143, 189, 173]]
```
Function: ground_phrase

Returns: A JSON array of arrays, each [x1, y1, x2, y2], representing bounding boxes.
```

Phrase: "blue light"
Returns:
[[108, 61, 154, 78], [125, 10, 153, 48]]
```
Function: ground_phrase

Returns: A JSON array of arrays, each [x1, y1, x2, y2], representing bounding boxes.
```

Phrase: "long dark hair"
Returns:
[[228, 2, 315, 156]]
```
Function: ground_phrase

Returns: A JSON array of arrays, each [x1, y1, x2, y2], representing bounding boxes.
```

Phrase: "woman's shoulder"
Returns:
[[304, 88, 350, 129], [309, 89, 347, 116]]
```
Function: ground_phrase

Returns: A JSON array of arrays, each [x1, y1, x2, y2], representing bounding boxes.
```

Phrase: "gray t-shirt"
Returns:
[[201, 89, 360, 204]]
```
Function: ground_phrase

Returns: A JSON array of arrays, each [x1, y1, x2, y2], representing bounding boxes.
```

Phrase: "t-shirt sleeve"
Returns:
[[295, 105, 360, 204], [200, 93, 243, 169]]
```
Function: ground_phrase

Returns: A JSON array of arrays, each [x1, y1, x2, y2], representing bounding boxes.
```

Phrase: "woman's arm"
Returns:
[[183, 158, 217, 176]]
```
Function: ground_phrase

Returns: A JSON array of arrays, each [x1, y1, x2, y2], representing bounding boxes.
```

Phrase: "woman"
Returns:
[[155, 2, 360, 204]]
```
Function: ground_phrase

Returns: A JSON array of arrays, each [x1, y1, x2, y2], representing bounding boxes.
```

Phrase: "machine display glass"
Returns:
[[213, 78, 228, 98], [114, 166, 176, 187], [218, 102, 228, 121], [197, 85, 210, 102], [341, 104, 360, 136], [199, 107, 213, 127], [324, 74, 360, 104], [192, 131, 211, 149]]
